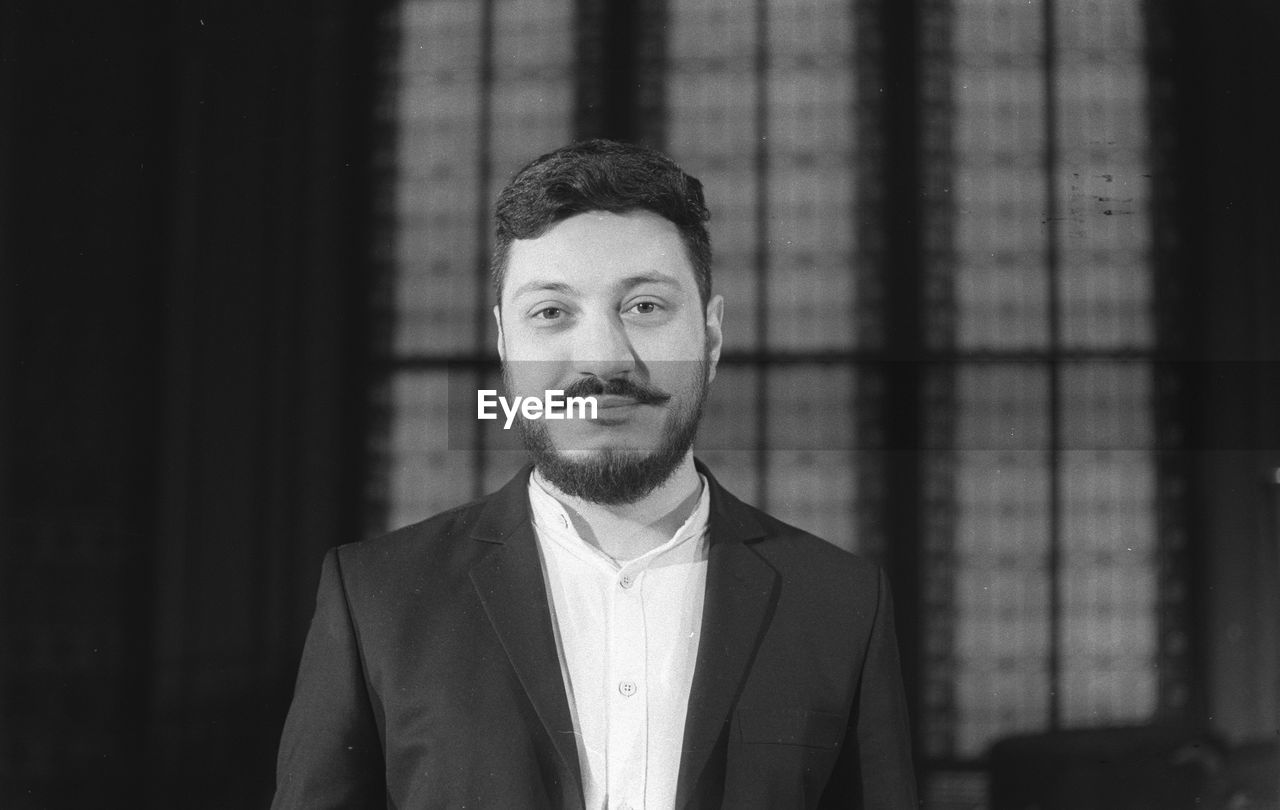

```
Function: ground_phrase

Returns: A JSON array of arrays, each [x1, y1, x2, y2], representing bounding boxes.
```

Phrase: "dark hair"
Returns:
[[491, 139, 712, 306]]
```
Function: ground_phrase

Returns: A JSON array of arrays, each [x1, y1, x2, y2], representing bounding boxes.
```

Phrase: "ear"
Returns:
[[493, 304, 506, 362], [704, 294, 724, 383]]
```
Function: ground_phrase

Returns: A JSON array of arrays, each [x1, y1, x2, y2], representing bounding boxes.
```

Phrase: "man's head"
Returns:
[[491, 139, 712, 309], [491, 141, 723, 505]]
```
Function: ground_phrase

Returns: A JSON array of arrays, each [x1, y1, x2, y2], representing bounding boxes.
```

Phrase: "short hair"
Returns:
[[491, 139, 712, 307]]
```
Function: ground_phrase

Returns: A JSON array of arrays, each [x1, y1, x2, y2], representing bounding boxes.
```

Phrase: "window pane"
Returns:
[[1054, 0, 1153, 350], [667, 0, 761, 352], [942, 365, 1053, 758], [765, 365, 860, 552], [1059, 362, 1158, 723], [948, 0, 1049, 351], [386, 371, 475, 529]]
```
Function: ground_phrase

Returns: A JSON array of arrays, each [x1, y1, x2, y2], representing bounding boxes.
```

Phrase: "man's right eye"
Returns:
[[531, 306, 564, 321]]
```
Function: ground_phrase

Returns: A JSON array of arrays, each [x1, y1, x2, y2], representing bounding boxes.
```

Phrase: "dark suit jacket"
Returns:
[[272, 462, 917, 809]]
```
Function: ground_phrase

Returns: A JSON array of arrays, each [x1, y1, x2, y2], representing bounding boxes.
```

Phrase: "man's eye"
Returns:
[[628, 301, 661, 315], [532, 307, 564, 320]]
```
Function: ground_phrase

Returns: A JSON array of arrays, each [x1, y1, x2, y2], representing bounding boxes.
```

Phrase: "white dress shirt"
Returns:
[[528, 471, 711, 810]]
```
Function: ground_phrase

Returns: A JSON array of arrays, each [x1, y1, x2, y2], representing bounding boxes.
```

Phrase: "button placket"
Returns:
[[606, 565, 647, 805]]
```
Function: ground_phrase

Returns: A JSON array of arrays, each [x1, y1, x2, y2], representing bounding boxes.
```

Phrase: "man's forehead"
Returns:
[[502, 210, 696, 297]]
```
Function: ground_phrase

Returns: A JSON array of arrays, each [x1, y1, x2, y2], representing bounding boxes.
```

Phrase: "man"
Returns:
[[272, 140, 917, 809]]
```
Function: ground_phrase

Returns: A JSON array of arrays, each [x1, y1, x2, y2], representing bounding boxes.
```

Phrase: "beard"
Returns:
[[504, 357, 710, 506]]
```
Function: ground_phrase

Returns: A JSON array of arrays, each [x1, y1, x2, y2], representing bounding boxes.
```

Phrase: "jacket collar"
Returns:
[[468, 461, 780, 809]]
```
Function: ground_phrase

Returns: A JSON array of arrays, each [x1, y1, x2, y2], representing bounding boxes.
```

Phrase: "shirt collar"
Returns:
[[527, 468, 711, 572]]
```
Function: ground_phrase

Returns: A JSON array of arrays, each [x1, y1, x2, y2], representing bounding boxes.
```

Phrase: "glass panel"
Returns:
[[764, 0, 858, 351], [765, 365, 859, 552], [1054, 0, 1152, 350], [387, 371, 475, 529], [949, 0, 1049, 352], [667, 0, 761, 352], [1059, 362, 1158, 724], [395, 1, 485, 355], [947, 364, 1053, 757]]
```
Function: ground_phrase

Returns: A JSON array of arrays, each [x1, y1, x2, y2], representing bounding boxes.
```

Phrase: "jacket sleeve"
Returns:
[[821, 567, 919, 809], [271, 548, 385, 810]]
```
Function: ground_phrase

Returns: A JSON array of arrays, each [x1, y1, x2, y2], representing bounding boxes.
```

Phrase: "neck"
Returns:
[[537, 451, 703, 561]]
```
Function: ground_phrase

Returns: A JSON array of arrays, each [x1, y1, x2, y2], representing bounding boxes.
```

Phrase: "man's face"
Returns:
[[495, 209, 724, 504]]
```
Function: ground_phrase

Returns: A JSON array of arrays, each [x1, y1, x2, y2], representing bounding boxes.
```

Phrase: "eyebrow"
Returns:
[[617, 272, 682, 291], [508, 273, 683, 301], [508, 280, 579, 300]]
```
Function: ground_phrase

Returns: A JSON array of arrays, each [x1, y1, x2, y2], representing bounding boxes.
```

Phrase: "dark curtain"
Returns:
[[0, 2, 386, 807]]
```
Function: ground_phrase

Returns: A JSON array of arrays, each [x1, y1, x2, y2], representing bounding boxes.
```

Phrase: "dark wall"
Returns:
[[0, 2, 385, 807], [1184, 0, 1280, 743], [1, 5, 167, 804]]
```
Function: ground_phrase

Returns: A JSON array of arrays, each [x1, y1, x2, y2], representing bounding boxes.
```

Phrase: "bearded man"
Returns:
[[271, 140, 917, 809]]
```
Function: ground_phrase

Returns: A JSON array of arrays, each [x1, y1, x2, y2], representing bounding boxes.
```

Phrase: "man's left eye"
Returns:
[[627, 301, 661, 315]]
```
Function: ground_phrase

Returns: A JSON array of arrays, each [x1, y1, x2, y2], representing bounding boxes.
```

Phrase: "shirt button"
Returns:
[[618, 803, 635, 810], [619, 574, 635, 589], [618, 679, 637, 697]]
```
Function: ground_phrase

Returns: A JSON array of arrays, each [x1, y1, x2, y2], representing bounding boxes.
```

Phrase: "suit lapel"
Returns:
[[675, 467, 779, 809], [468, 467, 585, 809], [465, 462, 778, 809]]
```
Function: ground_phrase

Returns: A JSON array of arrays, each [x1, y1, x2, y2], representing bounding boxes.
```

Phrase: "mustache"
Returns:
[[561, 375, 672, 406]]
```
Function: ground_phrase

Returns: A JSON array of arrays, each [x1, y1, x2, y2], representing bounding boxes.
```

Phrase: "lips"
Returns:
[[594, 395, 644, 410]]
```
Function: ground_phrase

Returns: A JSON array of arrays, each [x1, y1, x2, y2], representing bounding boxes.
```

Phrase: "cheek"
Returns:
[[502, 348, 577, 399], [651, 359, 708, 400], [633, 319, 708, 359], [500, 323, 559, 362], [504, 362, 554, 394]]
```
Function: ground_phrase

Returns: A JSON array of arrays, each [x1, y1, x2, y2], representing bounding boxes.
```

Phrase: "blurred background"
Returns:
[[2, 0, 1278, 807]]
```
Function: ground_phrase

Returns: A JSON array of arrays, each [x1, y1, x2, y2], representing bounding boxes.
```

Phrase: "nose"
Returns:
[[572, 309, 636, 380]]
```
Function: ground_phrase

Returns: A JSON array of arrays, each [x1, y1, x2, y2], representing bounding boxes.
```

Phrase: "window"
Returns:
[[917, 5, 1192, 803]]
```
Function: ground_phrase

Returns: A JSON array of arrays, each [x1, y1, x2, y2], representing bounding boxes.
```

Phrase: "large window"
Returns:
[[368, 1, 1192, 804], [915, 6, 1192, 804]]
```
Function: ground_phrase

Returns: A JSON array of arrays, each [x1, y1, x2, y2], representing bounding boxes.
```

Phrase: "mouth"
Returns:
[[583, 394, 667, 428], [594, 395, 645, 411]]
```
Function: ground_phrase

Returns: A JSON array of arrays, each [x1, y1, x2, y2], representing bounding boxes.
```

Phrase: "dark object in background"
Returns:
[[989, 726, 1216, 810], [990, 726, 1280, 809]]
